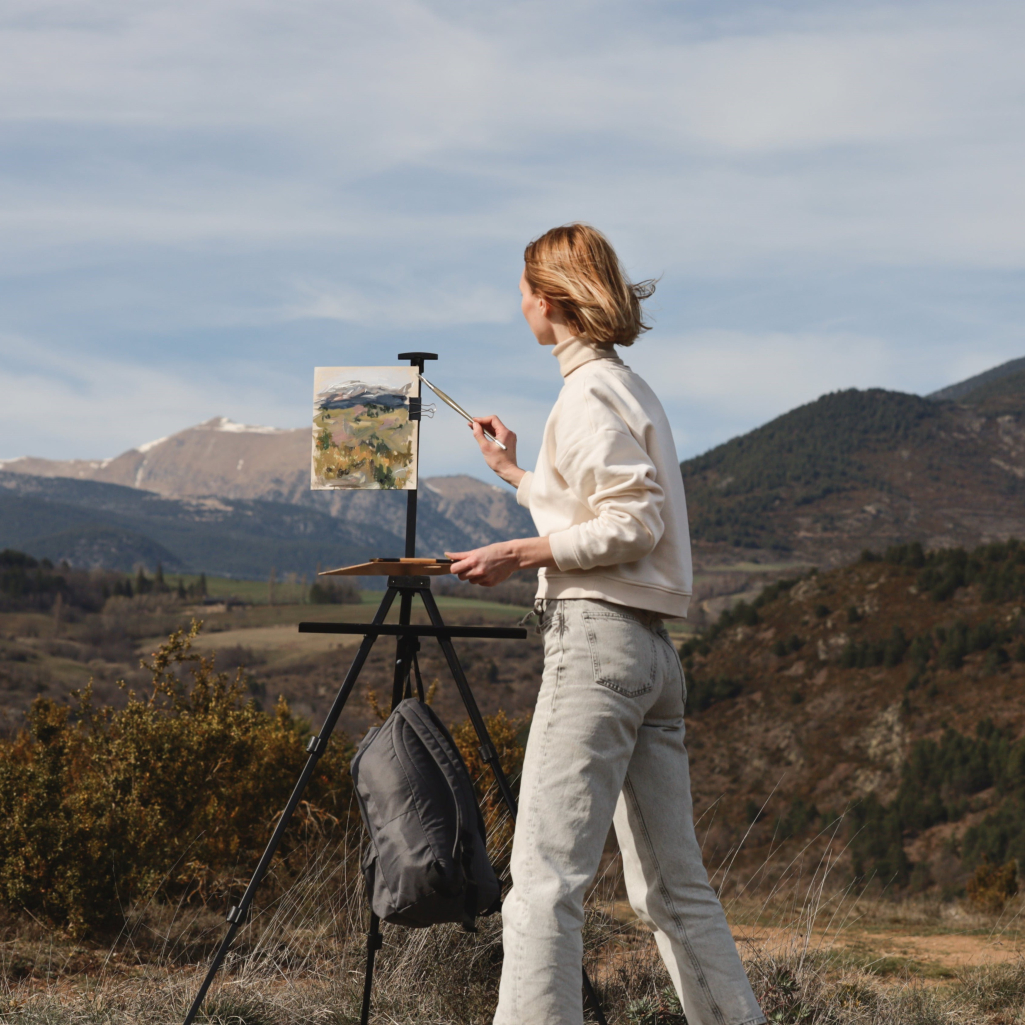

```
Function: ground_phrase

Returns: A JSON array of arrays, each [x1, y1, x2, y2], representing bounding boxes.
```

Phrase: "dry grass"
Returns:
[[5, 760, 1025, 1023], [7, 833, 1025, 1025]]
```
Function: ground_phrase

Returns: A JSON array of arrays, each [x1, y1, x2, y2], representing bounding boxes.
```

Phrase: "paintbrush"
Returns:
[[418, 374, 507, 450]]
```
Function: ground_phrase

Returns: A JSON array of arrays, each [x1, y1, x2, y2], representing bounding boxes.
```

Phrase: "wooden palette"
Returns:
[[319, 557, 455, 577]]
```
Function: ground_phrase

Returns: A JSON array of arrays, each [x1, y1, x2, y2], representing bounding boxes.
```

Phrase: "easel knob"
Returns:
[[397, 352, 438, 372]]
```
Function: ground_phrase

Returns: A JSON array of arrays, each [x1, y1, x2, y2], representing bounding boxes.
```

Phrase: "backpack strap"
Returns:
[[398, 701, 484, 928]]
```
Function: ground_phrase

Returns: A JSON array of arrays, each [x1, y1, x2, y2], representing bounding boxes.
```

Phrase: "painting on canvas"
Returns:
[[311, 366, 419, 490]]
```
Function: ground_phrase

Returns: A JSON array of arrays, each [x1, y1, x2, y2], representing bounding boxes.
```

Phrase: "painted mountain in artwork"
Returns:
[[316, 381, 412, 411]]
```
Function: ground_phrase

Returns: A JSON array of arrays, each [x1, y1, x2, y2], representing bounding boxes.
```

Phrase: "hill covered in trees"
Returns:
[[681, 381, 1025, 563], [679, 539, 1025, 894]]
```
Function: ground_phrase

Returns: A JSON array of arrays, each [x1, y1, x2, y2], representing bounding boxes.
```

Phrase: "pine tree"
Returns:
[[198, 573, 208, 598]]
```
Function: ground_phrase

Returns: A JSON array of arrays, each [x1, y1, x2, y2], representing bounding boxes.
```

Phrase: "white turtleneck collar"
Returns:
[[551, 336, 622, 378]]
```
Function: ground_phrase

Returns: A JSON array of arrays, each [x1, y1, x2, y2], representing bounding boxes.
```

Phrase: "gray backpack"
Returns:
[[351, 698, 501, 931]]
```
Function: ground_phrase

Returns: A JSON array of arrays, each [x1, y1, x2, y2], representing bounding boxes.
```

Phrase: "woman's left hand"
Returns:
[[446, 537, 556, 586]]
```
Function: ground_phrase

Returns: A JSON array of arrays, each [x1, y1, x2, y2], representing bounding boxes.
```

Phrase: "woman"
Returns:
[[446, 224, 765, 1025]]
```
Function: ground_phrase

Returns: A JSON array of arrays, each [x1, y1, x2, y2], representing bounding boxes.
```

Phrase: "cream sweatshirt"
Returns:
[[517, 336, 693, 618]]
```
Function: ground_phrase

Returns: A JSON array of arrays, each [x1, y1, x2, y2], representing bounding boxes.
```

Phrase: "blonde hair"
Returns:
[[523, 223, 656, 346]]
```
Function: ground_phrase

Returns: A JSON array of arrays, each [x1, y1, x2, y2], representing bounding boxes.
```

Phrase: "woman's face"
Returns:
[[519, 270, 556, 345]]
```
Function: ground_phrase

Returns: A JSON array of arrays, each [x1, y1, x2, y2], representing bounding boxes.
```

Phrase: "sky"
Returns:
[[1, 0, 1023, 480]]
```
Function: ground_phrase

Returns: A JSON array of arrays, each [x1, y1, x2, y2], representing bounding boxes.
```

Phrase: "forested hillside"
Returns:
[[681, 385, 1025, 563], [680, 539, 1025, 893]]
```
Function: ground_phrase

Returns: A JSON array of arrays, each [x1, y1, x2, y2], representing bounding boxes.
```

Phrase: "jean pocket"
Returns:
[[580, 609, 658, 697]]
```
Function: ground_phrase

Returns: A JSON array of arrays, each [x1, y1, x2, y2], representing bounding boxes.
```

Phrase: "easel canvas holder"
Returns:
[[182, 354, 608, 1025]]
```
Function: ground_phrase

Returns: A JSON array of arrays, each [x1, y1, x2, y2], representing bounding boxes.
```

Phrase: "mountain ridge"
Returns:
[[681, 375, 1025, 564], [0, 469, 534, 577], [928, 355, 1025, 402]]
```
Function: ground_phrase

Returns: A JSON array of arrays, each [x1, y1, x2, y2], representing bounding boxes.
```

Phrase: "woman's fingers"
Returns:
[[445, 550, 478, 580], [474, 415, 515, 444], [445, 546, 506, 586], [468, 421, 495, 456]]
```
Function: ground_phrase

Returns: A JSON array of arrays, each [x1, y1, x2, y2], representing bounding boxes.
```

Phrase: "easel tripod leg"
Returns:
[[420, 589, 519, 817], [181, 588, 398, 1025], [360, 902, 383, 1025]]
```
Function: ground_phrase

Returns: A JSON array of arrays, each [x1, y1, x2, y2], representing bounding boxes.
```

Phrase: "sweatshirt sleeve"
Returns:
[[546, 427, 665, 572], [516, 470, 533, 508]]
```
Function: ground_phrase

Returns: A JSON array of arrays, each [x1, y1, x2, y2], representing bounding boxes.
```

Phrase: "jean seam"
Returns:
[[623, 774, 729, 1025]]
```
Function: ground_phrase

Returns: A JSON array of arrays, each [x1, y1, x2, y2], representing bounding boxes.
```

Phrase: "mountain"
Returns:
[[3, 352, 1023, 575], [0, 417, 536, 574], [928, 355, 1025, 404], [681, 378, 1025, 564], [948, 365, 1025, 418], [0, 418, 315, 501], [0, 472, 403, 576]]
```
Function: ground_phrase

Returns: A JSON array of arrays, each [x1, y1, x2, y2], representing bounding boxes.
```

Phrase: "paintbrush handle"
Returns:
[[419, 374, 508, 450]]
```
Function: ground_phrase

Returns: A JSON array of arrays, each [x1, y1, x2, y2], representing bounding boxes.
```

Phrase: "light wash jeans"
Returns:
[[495, 598, 765, 1025]]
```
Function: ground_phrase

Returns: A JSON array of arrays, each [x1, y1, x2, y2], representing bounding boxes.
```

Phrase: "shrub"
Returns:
[[686, 675, 743, 714], [901, 540, 1025, 603], [985, 646, 1011, 674], [0, 621, 527, 939], [772, 633, 803, 658], [838, 630, 910, 670], [308, 579, 362, 604], [0, 622, 357, 937], [966, 859, 1018, 913], [774, 797, 819, 840]]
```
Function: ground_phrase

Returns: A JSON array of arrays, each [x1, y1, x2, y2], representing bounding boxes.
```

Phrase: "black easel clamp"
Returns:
[[306, 736, 327, 755]]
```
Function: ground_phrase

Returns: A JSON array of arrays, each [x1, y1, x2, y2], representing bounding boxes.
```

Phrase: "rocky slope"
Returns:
[[680, 541, 1025, 889]]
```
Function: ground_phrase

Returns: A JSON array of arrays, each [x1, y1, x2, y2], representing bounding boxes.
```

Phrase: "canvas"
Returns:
[[311, 366, 419, 490]]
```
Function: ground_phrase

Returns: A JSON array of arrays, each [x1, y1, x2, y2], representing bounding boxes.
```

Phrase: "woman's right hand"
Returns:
[[470, 415, 524, 487]]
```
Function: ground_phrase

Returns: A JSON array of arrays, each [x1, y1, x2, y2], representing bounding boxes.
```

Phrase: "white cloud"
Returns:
[[626, 329, 912, 458], [0, 0, 1021, 270], [283, 280, 515, 328], [0, 0, 1023, 468], [0, 332, 297, 460]]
